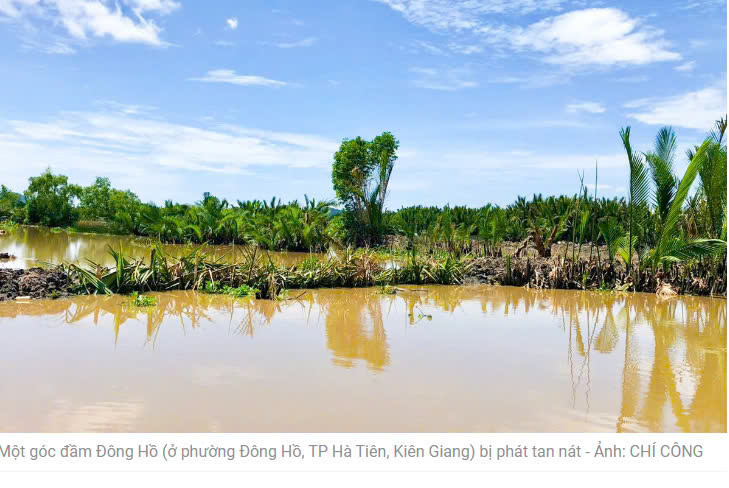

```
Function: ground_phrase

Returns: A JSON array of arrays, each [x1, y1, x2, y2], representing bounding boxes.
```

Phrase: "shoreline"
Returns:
[[1, 250, 725, 302]]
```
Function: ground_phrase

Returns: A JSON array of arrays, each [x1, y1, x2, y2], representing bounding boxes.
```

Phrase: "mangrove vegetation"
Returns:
[[1, 120, 727, 299]]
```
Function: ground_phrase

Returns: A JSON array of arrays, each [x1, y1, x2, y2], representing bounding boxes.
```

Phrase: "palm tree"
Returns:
[[649, 138, 726, 268], [598, 216, 622, 267], [619, 127, 651, 282], [644, 127, 679, 231], [688, 117, 727, 239]]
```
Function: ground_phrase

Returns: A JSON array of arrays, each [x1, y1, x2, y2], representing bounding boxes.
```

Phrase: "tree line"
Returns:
[[1, 120, 726, 280]]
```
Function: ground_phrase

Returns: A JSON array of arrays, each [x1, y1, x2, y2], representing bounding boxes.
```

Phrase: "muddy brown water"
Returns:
[[0, 285, 724, 432], [0, 226, 318, 269]]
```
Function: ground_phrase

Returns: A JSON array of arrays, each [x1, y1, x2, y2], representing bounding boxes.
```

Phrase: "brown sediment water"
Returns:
[[0, 285, 724, 433], [0, 226, 317, 269]]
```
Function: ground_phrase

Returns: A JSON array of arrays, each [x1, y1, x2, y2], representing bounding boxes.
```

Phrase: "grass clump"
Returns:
[[203, 280, 259, 298], [378, 285, 397, 295], [128, 291, 156, 307], [0, 221, 18, 232]]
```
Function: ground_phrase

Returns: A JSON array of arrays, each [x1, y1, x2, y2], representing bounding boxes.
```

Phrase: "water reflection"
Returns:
[[0, 286, 724, 432], [0, 226, 317, 269], [318, 290, 389, 370]]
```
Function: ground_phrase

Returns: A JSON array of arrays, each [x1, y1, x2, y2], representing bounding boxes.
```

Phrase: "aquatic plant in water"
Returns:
[[204, 281, 259, 298], [128, 292, 156, 307]]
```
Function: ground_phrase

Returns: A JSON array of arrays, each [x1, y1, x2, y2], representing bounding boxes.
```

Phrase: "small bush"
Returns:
[[129, 292, 156, 307]]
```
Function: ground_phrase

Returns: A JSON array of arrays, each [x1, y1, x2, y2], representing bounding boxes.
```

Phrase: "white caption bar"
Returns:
[[0, 434, 727, 472]]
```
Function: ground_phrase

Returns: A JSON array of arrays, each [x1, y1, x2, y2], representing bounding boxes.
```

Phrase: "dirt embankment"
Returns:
[[0, 240, 725, 301], [466, 252, 726, 297], [0, 268, 75, 301]]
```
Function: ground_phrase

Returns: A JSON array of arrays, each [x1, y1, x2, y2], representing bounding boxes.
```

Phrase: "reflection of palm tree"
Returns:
[[320, 291, 390, 371], [687, 350, 726, 432], [616, 300, 640, 433], [614, 295, 726, 433], [683, 300, 727, 432], [595, 308, 619, 353], [638, 302, 689, 432]]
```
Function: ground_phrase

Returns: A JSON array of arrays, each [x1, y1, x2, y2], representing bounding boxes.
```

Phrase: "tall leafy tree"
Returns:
[[332, 136, 371, 215], [0, 185, 24, 221], [331, 131, 399, 244], [24, 169, 81, 227], [79, 177, 113, 220]]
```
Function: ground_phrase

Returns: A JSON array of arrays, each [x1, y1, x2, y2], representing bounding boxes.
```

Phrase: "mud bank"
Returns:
[[468, 255, 727, 297], [0, 253, 725, 302], [0, 268, 75, 301]]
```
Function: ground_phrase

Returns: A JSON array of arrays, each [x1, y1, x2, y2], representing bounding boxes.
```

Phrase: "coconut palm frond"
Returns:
[[652, 138, 714, 267], [709, 115, 727, 145], [696, 122, 728, 238], [654, 126, 677, 168], [616, 233, 638, 268], [659, 238, 727, 263], [644, 126, 678, 225], [599, 216, 623, 265], [621, 127, 652, 210], [620, 126, 652, 275]]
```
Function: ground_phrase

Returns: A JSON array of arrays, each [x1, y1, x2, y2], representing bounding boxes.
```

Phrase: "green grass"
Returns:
[[203, 280, 259, 298], [378, 285, 397, 295], [128, 292, 157, 307], [67, 220, 122, 235], [0, 221, 18, 232]]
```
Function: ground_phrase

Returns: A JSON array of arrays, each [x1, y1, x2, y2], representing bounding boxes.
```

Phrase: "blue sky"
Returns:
[[0, 0, 726, 208]]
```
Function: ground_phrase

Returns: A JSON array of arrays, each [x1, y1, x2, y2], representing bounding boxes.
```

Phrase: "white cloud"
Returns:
[[226, 17, 237, 30], [674, 61, 695, 72], [448, 42, 482, 55], [614, 75, 649, 83], [511, 8, 680, 66], [377, 2, 680, 67], [265, 37, 317, 49], [190, 69, 288, 87], [20, 36, 77, 54], [413, 39, 444, 55], [486, 72, 566, 88], [626, 82, 726, 130], [93, 100, 154, 115], [0, 0, 179, 47], [0, 108, 339, 186], [44, 40, 74, 53], [213, 40, 234, 47], [460, 118, 588, 130], [376, 0, 566, 30], [411, 67, 477, 90], [54, 1, 169, 44], [401, 148, 626, 171], [407, 40, 483, 56], [0, 0, 39, 18], [127, 0, 179, 15], [678, 1, 726, 10], [566, 102, 605, 114]]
